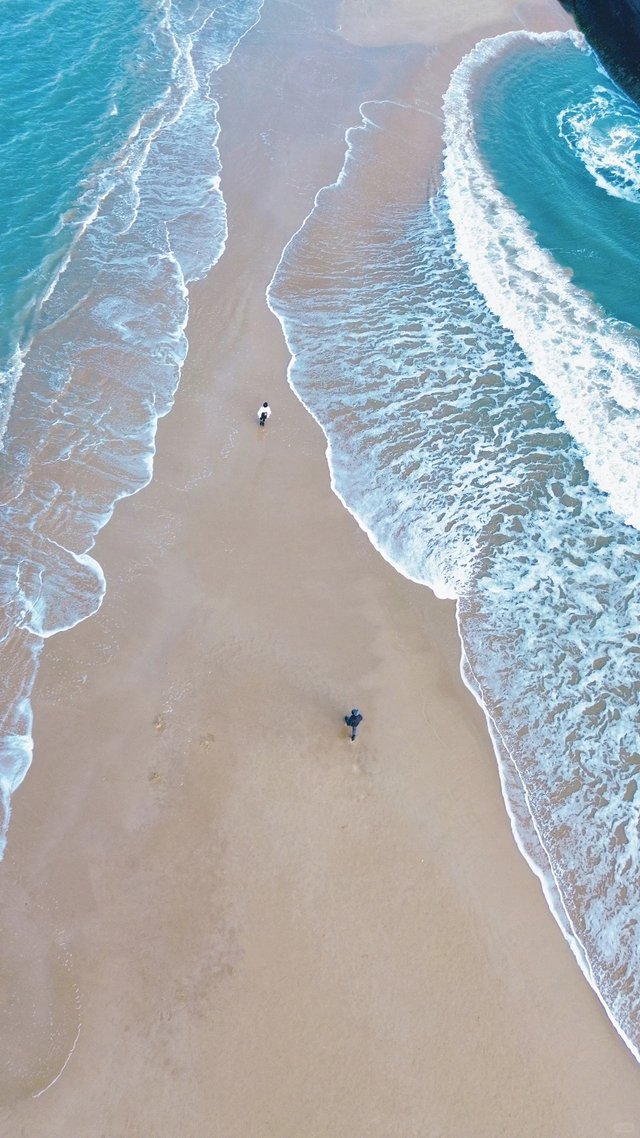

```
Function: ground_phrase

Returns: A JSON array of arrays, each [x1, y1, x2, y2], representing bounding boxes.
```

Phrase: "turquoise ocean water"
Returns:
[[5, 0, 640, 1063], [0, 0, 262, 849], [268, 30, 640, 1055]]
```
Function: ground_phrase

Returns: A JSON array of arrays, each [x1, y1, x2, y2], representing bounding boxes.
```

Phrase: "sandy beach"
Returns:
[[3, 0, 640, 1135]]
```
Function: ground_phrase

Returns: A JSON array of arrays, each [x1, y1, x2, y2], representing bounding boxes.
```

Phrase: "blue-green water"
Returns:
[[0, 0, 173, 365], [5, 0, 640, 1068], [476, 38, 640, 328], [268, 29, 640, 1057], [0, 0, 262, 850]]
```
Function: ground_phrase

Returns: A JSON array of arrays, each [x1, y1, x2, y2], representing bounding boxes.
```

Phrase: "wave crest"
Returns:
[[443, 29, 640, 530]]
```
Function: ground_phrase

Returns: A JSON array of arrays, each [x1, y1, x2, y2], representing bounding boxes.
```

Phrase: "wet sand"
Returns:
[[3, 0, 640, 1135]]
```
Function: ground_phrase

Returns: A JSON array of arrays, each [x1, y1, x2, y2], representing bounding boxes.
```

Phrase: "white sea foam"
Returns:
[[268, 102, 531, 600], [0, 0, 264, 847], [559, 85, 640, 203], [268, 39, 640, 1058], [443, 29, 640, 531]]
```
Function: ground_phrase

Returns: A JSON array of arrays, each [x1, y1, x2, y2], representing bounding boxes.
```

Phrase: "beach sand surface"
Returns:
[[3, 0, 640, 1135]]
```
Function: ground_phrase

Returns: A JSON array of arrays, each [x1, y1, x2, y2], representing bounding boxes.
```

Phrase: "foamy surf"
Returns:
[[559, 84, 640, 204], [0, 0, 263, 853], [268, 33, 640, 1058], [443, 29, 640, 532]]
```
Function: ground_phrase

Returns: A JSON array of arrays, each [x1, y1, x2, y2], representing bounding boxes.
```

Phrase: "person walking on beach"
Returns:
[[344, 708, 363, 742], [258, 401, 271, 427]]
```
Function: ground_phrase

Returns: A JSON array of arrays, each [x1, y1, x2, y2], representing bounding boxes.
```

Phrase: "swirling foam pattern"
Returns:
[[268, 37, 640, 1057]]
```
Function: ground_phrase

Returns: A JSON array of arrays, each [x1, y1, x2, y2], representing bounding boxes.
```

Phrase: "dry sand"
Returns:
[[2, 0, 640, 1135]]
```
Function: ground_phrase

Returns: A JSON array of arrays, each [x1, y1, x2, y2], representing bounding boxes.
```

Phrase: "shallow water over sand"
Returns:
[[268, 33, 640, 1055]]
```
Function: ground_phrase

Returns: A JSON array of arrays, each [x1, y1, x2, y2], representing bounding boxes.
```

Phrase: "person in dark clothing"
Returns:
[[258, 401, 271, 427], [344, 708, 363, 741]]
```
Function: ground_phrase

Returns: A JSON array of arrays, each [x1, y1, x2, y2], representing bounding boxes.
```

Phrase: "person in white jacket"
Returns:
[[258, 401, 271, 427]]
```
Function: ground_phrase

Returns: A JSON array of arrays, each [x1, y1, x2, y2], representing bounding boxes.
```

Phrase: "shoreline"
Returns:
[[263, 0, 624, 1058], [4, 0, 640, 1134]]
